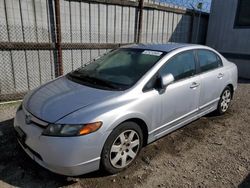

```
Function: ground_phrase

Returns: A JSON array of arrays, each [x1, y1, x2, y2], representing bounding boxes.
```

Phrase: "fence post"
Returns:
[[54, 0, 63, 76], [137, 0, 144, 43], [48, 0, 58, 77]]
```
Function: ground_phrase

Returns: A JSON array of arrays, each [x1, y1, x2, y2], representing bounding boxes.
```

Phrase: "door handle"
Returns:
[[217, 73, 224, 79], [190, 82, 200, 89]]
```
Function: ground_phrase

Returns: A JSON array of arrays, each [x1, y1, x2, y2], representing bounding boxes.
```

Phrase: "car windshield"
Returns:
[[67, 48, 165, 90]]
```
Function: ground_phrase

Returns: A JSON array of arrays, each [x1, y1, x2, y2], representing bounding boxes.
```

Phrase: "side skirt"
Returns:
[[147, 104, 217, 144]]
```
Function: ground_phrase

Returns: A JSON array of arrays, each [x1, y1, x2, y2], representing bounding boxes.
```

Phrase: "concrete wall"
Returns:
[[206, 0, 250, 79]]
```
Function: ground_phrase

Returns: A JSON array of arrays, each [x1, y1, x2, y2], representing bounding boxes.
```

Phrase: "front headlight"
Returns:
[[42, 121, 102, 137]]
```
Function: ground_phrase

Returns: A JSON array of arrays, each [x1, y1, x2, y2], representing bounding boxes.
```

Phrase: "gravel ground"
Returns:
[[0, 82, 250, 188]]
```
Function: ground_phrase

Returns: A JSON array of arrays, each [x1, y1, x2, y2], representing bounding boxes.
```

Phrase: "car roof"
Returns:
[[122, 43, 198, 53]]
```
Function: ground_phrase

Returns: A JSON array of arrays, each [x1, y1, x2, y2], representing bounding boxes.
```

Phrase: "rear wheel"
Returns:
[[101, 122, 143, 174], [216, 86, 232, 115]]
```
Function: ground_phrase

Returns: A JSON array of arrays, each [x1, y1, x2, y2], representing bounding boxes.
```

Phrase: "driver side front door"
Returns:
[[151, 50, 201, 139]]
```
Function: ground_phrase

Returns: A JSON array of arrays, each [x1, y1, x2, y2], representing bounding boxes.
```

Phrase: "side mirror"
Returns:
[[161, 73, 174, 88]]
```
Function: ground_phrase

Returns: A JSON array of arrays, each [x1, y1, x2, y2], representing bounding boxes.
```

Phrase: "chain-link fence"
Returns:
[[0, 0, 210, 120]]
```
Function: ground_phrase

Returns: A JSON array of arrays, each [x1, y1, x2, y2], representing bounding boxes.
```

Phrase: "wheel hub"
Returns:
[[221, 89, 231, 112], [110, 130, 140, 169]]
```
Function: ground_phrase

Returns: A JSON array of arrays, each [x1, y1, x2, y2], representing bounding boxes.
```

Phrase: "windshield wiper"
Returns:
[[68, 73, 119, 90], [84, 75, 118, 89]]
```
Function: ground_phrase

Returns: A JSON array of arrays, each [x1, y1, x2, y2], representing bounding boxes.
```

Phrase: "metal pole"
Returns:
[[137, 0, 144, 43], [48, 0, 58, 77], [55, 0, 63, 76]]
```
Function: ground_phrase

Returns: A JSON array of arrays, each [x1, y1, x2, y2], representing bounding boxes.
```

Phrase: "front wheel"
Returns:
[[101, 122, 143, 174], [216, 86, 232, 115]]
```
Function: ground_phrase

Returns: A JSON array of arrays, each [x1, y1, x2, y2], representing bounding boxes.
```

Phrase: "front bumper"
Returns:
[[14, 109, 110, 176]]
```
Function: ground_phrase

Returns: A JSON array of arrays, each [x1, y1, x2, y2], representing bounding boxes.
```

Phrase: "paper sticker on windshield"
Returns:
[[142, 50, 163, 56]]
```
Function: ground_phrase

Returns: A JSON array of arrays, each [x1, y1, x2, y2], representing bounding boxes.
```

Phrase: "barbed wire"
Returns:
[[157, 0, 211, 12]]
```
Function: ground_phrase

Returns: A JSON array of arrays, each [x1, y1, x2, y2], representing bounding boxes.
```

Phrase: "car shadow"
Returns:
[[238, 173, 250, 188], [0, 119, 77, 187], [0, 118, 129, 187], [238, 78, 250, 84]]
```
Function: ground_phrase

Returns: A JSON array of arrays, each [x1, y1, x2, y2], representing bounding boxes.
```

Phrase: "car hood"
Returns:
[[23, 76, 119, 123]]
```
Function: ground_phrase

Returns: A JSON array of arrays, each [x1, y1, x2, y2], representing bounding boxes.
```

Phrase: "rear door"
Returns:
[[196, 49, 226, 113]]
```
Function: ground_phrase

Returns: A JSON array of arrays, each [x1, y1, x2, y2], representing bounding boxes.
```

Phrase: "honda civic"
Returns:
[[14, 43, 238, 176]]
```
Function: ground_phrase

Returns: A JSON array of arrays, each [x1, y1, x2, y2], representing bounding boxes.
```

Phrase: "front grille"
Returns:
[[30, 119, 48, 129], [23, 106, 49, 128]]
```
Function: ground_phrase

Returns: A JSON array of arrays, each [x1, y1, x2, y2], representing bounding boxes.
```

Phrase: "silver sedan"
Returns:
[[14, 43, 238, 176]]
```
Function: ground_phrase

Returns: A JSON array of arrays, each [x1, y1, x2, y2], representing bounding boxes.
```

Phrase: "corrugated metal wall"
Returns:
[[59, 1, 138, 73], [0, 0, 208, 101]]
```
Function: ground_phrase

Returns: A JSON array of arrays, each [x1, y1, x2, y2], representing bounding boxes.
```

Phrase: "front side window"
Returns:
[[67, 48, 165, 90], [197, 50, 222, 73], [159, 50, 196, 81], [235, 0, 250, 28]]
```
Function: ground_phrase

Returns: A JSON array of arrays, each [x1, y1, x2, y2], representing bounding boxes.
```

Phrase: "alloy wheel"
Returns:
[[221, 89, 231, 112], [109, 130, 140, 168]]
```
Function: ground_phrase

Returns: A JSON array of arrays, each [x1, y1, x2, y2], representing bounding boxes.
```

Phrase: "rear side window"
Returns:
[[159, 50, 196, 81], [197, 50, 222, 73]]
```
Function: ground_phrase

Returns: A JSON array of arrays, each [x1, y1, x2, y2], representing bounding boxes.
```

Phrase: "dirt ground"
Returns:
[[0, 81, 250, 188]]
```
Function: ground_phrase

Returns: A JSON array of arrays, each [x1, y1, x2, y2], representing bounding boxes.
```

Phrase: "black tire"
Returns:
[[216, 86, 232, 115], [101, 121, 143, 174]]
